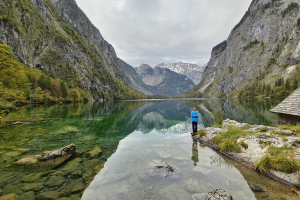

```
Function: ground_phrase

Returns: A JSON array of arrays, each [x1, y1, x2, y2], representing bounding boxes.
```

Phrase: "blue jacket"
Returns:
[[191, 111, 199, 122]]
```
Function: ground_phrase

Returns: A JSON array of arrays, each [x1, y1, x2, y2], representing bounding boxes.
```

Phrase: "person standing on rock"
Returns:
[[191, 107, 199, 135]]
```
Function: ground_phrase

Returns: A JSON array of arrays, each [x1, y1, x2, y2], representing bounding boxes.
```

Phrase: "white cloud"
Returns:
[[75, 0, 252, 67]]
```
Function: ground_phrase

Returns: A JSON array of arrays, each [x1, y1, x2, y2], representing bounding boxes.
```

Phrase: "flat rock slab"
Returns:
[[148, 161, 182, 179], [87, 147, 102, 158], [207, 188, 233, 200]]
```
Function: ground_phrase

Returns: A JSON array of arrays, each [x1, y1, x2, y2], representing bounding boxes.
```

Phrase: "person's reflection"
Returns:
[[191, 139, 199, 166]]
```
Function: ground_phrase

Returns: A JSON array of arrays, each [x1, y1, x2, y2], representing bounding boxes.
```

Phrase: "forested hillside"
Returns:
[[0, 0, 146, 104]]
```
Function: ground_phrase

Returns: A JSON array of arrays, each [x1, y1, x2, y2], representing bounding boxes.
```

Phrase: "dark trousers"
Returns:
[[192, 122, 198, 133]]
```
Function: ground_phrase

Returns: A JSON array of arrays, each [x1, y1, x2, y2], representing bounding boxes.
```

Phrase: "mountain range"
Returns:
[[135, 64, 195, 96], [155, 62, 205, 85]]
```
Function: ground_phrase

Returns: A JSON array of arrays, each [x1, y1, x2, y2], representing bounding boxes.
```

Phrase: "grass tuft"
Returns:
[[220, 139, 241, 153], [254, 146, 300, 173], [198, 129, 206, 137], [239, 140, 248, 149]]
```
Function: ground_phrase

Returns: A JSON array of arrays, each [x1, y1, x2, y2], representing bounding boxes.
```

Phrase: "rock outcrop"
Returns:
[[187, 0, 300, 98], [194, 119, 300, 186]]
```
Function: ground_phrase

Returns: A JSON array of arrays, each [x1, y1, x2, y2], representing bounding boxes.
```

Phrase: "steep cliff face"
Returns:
[[189, 0, 300, 98], [0, 0, 147, 99], [155, 62, 206, 85], [135, 64, 195, 96]]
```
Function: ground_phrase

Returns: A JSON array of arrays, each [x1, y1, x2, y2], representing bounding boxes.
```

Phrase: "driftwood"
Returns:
[[39, 144, 76, 160]]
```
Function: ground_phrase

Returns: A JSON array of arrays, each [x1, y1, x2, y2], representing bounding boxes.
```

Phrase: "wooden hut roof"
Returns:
[[270, 87, 300, 116]]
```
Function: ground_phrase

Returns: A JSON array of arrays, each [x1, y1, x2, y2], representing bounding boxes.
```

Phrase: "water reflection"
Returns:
[[192, 139, 199, 166]]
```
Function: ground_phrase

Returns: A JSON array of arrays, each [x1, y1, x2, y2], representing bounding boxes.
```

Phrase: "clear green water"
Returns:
[[0, 99, 298, 199]]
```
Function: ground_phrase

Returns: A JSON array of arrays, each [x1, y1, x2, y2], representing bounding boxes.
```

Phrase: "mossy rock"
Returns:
[[36, 191, 60, 200], [62, 157, 82, 172], [87, 147, 102, 158], [22, 183, 43, 192], [22, 172, 43, 182]]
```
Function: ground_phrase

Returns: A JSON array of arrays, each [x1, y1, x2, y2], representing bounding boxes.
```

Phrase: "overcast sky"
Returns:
[[75, 0, 252, 67]]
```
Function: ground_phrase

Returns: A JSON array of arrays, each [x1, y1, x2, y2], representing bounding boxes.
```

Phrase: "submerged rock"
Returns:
[[193, 166, 213, 178], [0, 194, 21, 200], [184, 179, 202, 193], [156, 150, 172, 159], [36, 191, 60, 200], [45, 176, 65, 187], [22, 172, 43, 182], [22, 182, 43, 192], [87, 147, 102, 158], [207, 188, 233, 200], [147, 161, 182, 179], [62, 157, 82, 172], [20, 191, 35, 200], [191, 193, 208, 200], [249, 183, 265, 192]]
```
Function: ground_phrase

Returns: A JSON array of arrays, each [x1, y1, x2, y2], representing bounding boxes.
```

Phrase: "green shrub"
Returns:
[[239, 140, 248, 149], [198, 129, 206, 137]]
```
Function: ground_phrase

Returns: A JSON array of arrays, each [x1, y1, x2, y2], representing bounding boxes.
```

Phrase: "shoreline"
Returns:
[[192, 119, 300, 189]]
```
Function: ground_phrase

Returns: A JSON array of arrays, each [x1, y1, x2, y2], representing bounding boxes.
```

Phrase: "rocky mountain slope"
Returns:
[[135, 64, 195, 96], [0, 0, 149, 100], [155, 62, 206, 85], [187, 0, 300, 98]]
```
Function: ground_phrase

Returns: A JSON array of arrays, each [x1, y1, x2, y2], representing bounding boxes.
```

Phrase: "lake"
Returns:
[[0, 98, 298, 200]]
